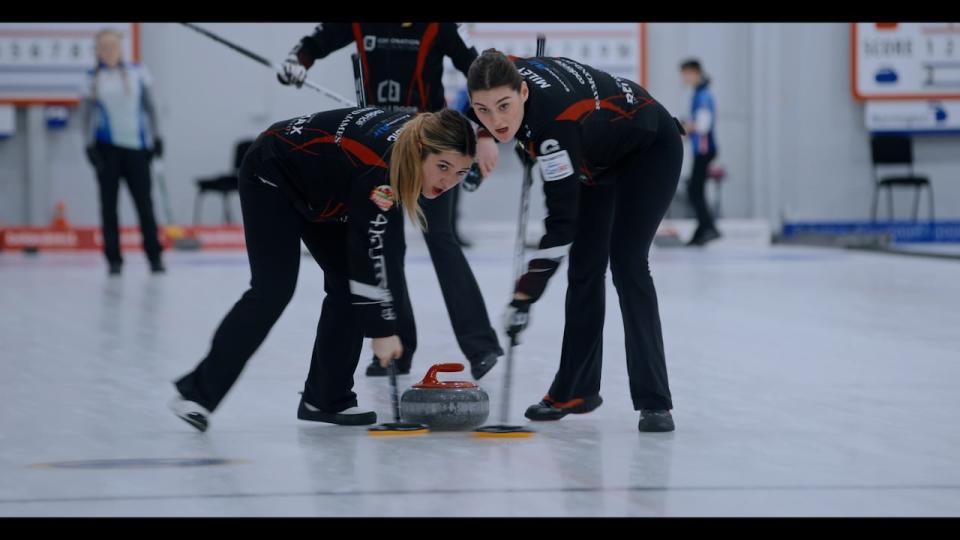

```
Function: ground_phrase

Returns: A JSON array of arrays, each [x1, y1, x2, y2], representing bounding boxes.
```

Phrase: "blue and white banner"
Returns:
[[783, 221, 960, 243], [866, 100, 960, 134]]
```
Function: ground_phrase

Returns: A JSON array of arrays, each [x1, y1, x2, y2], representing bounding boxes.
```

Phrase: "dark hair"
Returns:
[[467, 48, 524, 94], [680, 58, 702, 72]]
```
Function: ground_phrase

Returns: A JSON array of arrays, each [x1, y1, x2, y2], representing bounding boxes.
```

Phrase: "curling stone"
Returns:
[[400, 363, 489, 430]]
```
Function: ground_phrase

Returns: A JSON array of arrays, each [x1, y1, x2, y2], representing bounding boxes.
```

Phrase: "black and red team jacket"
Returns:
[[292, 22, 477, 113], [466, 56, 665, 304], [257, 107, 414, 338]]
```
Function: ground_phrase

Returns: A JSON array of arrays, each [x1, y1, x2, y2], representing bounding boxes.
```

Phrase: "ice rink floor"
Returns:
[[2, 225, 959, 516]]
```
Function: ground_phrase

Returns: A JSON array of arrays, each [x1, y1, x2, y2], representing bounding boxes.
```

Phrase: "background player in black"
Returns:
[[278, 23, 503, 380], [466, 50, 684, 432], [169, 108, 477, 432]]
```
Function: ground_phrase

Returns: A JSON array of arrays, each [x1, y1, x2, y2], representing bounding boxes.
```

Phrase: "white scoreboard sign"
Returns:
[[0, 23, 139, 105], [853, 22, 960, 100], [865, 100, 960, 133], [443, 23, 646, 106]]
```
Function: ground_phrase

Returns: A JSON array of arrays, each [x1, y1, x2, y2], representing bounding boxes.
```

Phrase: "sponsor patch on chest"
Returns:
[[538, 150, 574, 182]]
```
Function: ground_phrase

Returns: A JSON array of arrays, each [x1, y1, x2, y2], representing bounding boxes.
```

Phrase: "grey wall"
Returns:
[[648, 23, 959, 224], [773, 23, 959, 222], [0, 23, 352, 227], [1, 22, 958, 228]]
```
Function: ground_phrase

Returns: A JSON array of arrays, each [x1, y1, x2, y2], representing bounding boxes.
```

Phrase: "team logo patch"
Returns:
[[540, 139, 561, 154], [370, 185, 396, 211]]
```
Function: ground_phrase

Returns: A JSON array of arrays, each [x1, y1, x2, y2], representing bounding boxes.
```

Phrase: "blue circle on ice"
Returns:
[[32, 458, 245, 469]]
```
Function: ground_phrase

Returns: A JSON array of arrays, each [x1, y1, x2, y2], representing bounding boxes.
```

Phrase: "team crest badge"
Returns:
[[370, 185, 396, 211]]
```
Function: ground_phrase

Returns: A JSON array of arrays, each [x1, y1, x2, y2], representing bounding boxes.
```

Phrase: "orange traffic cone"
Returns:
[[51, 201, 70, 230]]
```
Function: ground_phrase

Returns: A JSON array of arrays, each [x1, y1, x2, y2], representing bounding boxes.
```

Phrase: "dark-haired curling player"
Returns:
[[465, 50, 684, 432]]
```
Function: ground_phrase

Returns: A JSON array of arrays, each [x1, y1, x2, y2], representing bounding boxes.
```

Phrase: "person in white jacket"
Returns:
[[80, 28, 165, 274]]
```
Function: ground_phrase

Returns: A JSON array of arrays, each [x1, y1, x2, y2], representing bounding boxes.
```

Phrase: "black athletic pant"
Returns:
[[93, 142, 163, 265], [547, 105, 683, 411], [687, 148, 718, 235], [385, 186, 502, 370], [174, 147, 404, 413]]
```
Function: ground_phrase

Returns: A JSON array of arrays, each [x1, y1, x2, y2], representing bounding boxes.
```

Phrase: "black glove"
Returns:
[[152, 137, 164, 159], [462, 163, 484, 192], [85, 145, 103, 172], [277, 54, 308, 88], [503, 298, 532, 341]]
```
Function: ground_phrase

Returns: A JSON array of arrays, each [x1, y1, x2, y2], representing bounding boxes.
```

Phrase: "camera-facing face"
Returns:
[[681, 68, 701, 88], [96, 32, 123, 67], [420, 150, 474, 199], [470, 82, 529, 143]]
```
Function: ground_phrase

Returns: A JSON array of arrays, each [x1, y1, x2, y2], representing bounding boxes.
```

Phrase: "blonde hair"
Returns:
[[93, 28, 130, 96], [389, 109, 477, 229]]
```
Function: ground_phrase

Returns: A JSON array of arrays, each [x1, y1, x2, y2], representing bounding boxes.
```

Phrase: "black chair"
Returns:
[[870, 135, 934, 222], [194, 139, 254, 225]]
